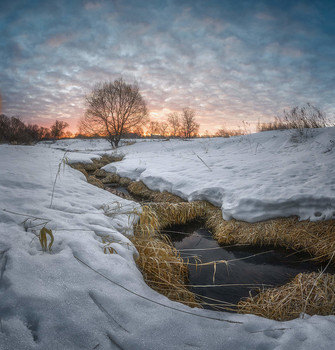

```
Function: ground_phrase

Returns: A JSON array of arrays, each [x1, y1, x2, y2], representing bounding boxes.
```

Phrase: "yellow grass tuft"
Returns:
[[119, 177, 133, 187], [70, 164, 89, 178], [101, 173, 121, 184], [238, 272, 335, 320], [93, 169, 108, 177], [128, 181, 184, 203], [87, 176, 104, 189], [149, 201, 209, 228], [206, 207, 335, 263], [39, 227, 54, 252], [131, 233, 200, 307]]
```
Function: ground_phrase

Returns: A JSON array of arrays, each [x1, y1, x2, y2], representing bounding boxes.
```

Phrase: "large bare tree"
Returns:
[[181, 108, 199, 138], [80, 79, 148, 148]]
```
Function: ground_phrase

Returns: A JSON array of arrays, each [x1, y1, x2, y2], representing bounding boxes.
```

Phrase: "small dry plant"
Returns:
[[50, 152, 69, 208], [39, 227, 54, 252]]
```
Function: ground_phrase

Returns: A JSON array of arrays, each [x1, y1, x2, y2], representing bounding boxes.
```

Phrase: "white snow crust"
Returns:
[[104, 128, 335, 222], [0, 128, 334, 349]]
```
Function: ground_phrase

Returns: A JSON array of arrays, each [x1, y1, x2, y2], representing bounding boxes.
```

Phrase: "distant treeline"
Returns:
[[0, 115, 70, 144]]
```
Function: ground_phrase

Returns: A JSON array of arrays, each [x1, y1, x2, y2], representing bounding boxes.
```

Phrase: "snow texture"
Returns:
[[104, 128, 335, 222], [0, 128, 334, 349]]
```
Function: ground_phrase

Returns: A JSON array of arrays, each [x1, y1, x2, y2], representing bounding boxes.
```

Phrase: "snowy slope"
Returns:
[[0, 129, 334, 349], [104, 128, 335, 222]]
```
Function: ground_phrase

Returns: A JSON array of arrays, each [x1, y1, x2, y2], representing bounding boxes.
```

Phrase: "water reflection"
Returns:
[[165, 223, 334, 311]]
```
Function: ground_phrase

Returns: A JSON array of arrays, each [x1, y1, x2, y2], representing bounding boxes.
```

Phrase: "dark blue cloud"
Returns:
[[1, 0, 335, 132]]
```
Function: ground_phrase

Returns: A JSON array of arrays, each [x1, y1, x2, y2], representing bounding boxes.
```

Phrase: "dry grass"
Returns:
[[70, 164, 89, 178], [130, 205, 200, 307], [119, 177, 133, 187], [206, 207, 335, 263], [128, 181, 184, 203], [87, 176, 104, 189], [102, 173, 121, 184], [131, 234, 199, 307], [238, 272, 335, 320], [39, 227, 54, 252], [149, 201, 209, 228], [93, 169, 108, 177]]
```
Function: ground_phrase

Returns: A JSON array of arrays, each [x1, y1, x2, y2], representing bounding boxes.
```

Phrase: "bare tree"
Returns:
[[159, 121, 169, 137], [0, 114, 52, 143], [80, 79, 148, 148], [167, 112, 181, 137], [181, 108, 199, 138], [50, 120, 69, 139], [148, 121, 160, 135]]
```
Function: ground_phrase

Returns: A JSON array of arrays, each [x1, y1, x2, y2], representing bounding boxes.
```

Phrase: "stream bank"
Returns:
[[70, 156, 335, 320]]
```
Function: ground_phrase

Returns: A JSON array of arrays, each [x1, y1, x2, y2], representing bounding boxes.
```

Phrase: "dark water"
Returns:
[[164, 222, 335, 311]]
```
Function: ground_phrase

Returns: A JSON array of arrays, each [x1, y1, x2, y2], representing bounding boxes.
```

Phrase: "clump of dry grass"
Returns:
[[102, 173, 121, 184], [70, 154, 123, 174], [119, 177, 133, 187], [39, 227, 54, 252], [128, 181, 184, 203], [150, 202, 210, 228], [238, 272, 335, 320], [93, 169, 108, 177], [77, 162, 100, 172], [87, 176, 104, 189], [70, 164, 89, 178], [206, 208, 335, 263], [130, 204, 202, 307], [131, 234, 199, 307]]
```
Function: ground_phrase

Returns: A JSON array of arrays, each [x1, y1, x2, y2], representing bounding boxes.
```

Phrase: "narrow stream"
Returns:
[[165, 221, 335, 311]]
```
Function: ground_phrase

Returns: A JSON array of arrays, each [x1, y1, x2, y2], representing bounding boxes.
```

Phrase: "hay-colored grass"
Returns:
[[128, 181, 184, 203], [148, 201, 209, 229], [131, 205, 200, 307], [206, 206, 335, 263], [102, 173, 121, 184], [93, 169, 108, 177], [70, 154, 123, 174], [87, 176, 104, 189], [238, 272, 335, 320], [119, 177, 133, 187], [131, 233, 199, 307]]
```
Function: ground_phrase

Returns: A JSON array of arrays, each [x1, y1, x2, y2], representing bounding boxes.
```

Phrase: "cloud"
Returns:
[[1, 0, 335, 133]]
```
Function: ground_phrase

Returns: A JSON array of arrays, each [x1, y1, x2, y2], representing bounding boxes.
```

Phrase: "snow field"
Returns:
[[0, 128, 334, 349]]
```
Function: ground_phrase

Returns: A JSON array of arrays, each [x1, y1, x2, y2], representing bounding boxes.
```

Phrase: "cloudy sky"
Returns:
[[1, 0, 335, 133]]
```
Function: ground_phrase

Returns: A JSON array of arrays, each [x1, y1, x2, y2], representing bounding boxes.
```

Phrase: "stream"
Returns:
[[165, 221, 335, 311]]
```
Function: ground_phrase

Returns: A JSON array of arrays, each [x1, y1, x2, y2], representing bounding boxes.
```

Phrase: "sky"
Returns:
[[1, 0, 335, 134]]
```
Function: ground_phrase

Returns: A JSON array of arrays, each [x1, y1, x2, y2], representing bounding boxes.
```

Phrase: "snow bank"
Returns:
[[104, 128, 335, 222]]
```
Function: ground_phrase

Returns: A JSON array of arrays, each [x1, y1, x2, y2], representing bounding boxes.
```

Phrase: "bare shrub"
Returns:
[[258, 103, 332, 137], [0, 114, 51, 144], [215, 127, 246, 138]]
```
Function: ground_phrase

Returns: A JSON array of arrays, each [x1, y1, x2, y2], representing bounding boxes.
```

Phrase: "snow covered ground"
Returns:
[[0, 128, 334, 349]]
